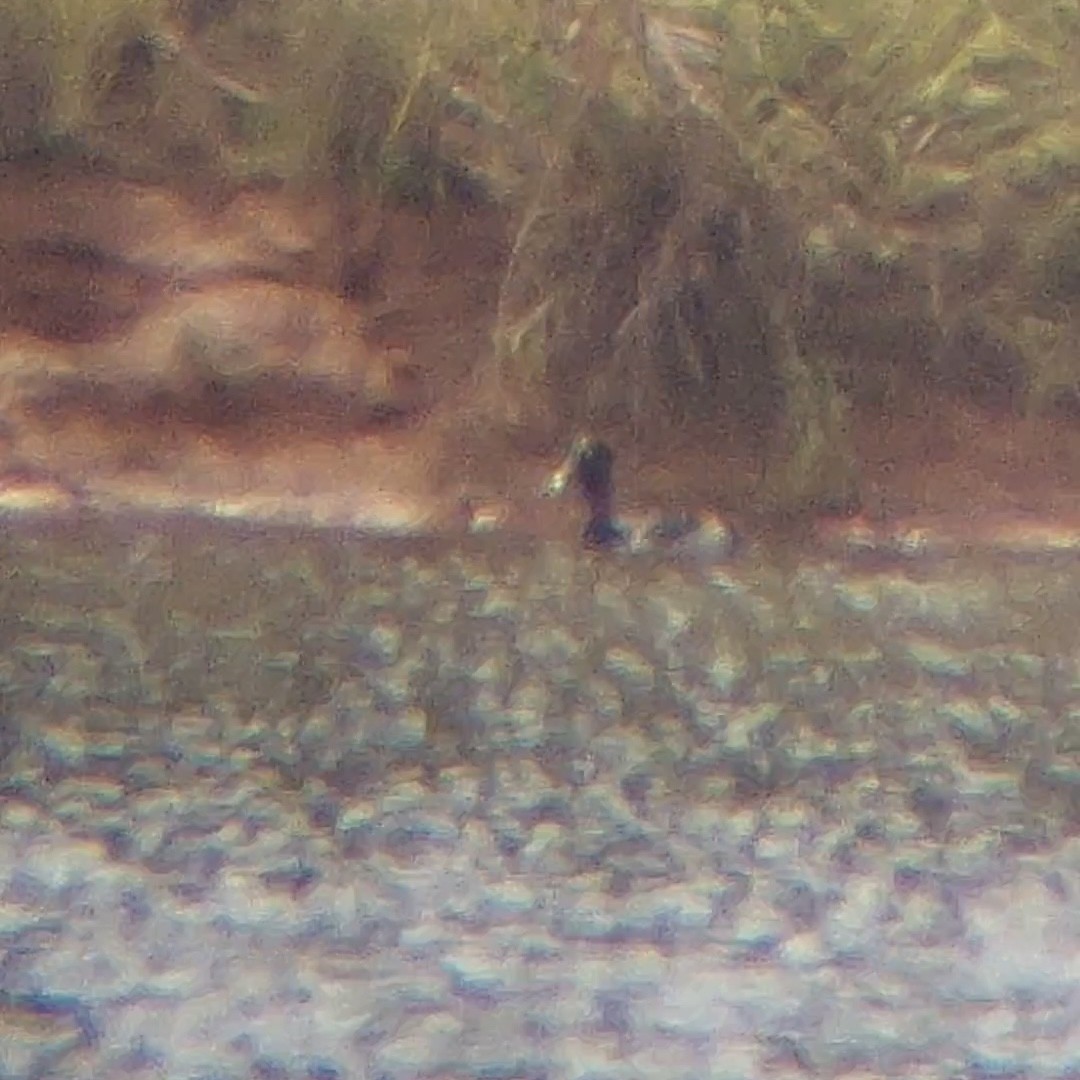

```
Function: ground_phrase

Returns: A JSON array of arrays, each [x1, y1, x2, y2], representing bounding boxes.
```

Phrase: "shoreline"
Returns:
[[7, 475, 1080, 564]]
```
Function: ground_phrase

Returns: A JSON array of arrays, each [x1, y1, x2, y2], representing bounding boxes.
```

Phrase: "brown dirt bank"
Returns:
[[1, 167, 1080, 545], [5, 347, 1080, 555]]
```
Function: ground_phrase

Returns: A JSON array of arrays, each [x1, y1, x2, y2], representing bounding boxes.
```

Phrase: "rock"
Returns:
[[9, 282, 420, 430], [0, 290, 427, 498], [0, 170, 347, 347]]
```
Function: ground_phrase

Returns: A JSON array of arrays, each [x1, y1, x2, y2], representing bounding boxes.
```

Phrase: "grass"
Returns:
[[1, 0, 1079, 510]]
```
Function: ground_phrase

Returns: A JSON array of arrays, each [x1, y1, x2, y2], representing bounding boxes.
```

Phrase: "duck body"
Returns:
[[543, 434, 737, 559]]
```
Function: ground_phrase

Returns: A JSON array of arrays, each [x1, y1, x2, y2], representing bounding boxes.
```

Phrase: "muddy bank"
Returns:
[[0, 511, 1078, 1079]]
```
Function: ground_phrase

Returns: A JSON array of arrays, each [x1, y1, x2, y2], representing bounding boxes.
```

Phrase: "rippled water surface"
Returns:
[[1, 511, 1079, 1079]]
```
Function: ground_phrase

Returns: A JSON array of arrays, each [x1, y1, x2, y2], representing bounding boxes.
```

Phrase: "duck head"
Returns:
[[542, 434, 625, 547]]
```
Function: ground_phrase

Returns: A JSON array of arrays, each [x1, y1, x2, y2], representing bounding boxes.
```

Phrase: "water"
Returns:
[[1, 511, 1078, 1079]]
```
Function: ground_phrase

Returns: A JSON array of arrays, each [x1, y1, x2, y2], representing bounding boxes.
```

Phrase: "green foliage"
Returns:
[[5, 0, 1080, 507], [0, 0, 54, 158]]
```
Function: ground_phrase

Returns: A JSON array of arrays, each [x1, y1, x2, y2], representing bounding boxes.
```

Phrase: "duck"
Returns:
[[541, 433, 737, 558]]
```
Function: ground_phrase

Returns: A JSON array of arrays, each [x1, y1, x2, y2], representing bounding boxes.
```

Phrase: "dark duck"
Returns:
[[542, 434, 736, 557]]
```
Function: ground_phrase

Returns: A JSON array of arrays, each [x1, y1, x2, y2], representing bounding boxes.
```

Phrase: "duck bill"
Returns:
[[540, 460, 573, 498], [539, 435, 589, 498]]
